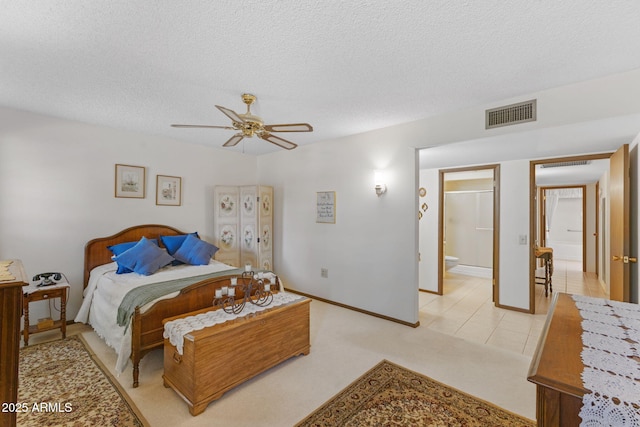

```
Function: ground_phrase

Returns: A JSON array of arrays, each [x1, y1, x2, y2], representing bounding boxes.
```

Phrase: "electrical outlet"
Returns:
[[320, 268, 329, 278], [518, 234, 528, 245]]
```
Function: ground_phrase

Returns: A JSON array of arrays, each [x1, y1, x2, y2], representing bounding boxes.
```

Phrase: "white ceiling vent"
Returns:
[[540, 160, 591, 168], [486, 99, 536, 129]]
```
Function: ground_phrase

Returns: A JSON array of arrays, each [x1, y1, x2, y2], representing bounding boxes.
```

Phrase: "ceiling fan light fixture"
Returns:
[[172, 93, 313, 150]]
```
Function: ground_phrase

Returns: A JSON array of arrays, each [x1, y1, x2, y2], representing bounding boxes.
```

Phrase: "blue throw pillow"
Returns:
[[160, 232, 199, 255], [160, 232, 200, 265], [108, 238, 159, 274], [172, 233, 219, 266], [114, 236, 175, 275]]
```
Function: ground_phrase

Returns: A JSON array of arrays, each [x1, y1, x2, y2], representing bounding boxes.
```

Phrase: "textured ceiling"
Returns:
[[2, 1, 640, 155]]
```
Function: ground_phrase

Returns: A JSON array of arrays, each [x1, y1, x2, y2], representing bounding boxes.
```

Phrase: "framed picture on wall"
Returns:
[[316, 191, 336, 223], [156, 175, 182, 206], [115, 164, 145, 198]]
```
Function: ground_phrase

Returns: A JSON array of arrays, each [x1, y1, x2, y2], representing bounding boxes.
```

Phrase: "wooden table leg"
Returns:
[[23, 297, 29, 346], [61, 288, 67, 339]]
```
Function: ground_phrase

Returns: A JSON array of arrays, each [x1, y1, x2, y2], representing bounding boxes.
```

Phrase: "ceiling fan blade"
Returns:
[[263, 123, 313, 133], [171, 124, 235, 129], [215, 105, 246, 124], [223, 134, 244, 147], [260, 133, 298, 150]]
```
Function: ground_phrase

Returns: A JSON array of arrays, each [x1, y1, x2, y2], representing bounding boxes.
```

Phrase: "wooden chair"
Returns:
[[535, 247, 553, 297]]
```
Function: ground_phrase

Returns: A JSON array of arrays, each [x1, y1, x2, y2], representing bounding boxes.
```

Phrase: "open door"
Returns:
[[609, 144, 634, 301]]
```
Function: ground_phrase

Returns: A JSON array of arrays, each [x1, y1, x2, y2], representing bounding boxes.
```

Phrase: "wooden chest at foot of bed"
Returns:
[[162, 297, 310, 416]]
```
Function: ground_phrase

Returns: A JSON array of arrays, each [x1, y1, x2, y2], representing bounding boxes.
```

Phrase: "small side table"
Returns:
[[22, 282, 69, 346]]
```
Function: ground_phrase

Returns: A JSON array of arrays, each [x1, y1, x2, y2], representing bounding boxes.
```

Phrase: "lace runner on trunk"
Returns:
[[571, 294, 640, 426], [163, 292, 304, 354]]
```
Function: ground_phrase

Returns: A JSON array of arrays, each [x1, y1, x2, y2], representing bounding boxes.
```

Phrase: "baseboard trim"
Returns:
[[284, 288, 420, 328], [448, 264, 492, 278]]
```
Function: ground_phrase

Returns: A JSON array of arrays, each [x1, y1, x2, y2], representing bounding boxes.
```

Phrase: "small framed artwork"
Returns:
[[316, 191, 336, 224], [156, 175, 182, 206], [115, 164, 145, 198]]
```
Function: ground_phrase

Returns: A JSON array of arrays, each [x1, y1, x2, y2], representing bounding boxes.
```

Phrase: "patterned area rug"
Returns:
[[296, 360, 535, 427], [18, 335, 148, 427]]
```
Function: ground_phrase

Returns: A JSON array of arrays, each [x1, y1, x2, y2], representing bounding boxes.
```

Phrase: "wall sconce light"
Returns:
[[374, 170, 387, 197]]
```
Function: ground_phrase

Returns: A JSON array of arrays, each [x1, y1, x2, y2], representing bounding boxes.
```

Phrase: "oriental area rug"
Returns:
[[296, 360, 535, 427], [17, 335, 148, 427]]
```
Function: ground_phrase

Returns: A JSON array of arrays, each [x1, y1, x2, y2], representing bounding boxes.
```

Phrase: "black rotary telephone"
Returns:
[[33, 272, 62, 287]]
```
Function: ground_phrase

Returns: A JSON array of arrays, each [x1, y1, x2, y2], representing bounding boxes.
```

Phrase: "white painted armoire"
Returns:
[[213, 185, 273, 270]]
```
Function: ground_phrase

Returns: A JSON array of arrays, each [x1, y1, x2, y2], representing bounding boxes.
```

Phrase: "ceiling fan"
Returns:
[[171, 93, 313, 150]]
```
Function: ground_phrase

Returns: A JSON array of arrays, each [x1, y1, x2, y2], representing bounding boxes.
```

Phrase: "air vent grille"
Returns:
[[486, 99, 536, 129], [541, 160, 591, 168]]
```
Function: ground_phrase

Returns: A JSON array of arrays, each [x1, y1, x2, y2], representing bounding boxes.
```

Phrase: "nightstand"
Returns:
[[22, 282, 69, 346]]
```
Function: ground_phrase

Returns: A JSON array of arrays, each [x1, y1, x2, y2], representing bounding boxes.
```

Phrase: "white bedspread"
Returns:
[[74, 260, 236, 374]]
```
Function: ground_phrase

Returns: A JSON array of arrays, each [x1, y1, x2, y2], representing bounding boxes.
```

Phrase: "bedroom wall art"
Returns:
[[115, 164, 145, 198], [214, 185, 273, 270], [316, 191, 336, 223], [156, 175, 182, 206]]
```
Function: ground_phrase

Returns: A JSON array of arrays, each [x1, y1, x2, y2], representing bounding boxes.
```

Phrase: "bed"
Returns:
[[76, 224, 263, 387]]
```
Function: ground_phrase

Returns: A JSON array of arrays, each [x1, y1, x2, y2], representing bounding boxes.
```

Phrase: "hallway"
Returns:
[[418, 259, 608, 357]]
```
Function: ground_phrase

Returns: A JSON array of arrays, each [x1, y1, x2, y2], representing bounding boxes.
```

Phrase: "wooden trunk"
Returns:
[[162, 297, 310, 416]]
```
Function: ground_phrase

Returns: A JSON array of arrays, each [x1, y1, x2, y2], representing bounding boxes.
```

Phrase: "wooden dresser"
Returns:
[[0, 260, 28, 427], [527, 293, 586, 427], [163, 296, 310, 415]]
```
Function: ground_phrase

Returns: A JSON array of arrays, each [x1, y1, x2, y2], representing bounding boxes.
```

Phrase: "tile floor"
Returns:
[[419, 259, 608, 357]]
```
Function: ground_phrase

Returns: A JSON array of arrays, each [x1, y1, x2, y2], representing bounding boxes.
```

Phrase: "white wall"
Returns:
[[0, 108, 257, 321], [417, 69, 640, 166], [497, 161, 530, 308], [258, 130, 419, 325], [547, 195, 583, 261], [418, 169, 439, 292]]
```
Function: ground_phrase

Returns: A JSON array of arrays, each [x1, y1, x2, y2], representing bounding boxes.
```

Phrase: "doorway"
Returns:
[[538, 185, 586, 271], [438, 165, 500, 304], [529, 153, 612, 313]]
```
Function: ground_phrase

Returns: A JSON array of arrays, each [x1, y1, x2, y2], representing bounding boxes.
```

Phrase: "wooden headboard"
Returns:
[[83, 224, 186, 288]]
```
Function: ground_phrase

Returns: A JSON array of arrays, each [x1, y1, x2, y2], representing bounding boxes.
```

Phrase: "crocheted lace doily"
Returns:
[[163, 293, 305, 354], [571, 294, 640, 426]]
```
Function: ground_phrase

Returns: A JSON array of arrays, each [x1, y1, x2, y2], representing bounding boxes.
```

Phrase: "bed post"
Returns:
[[131, 306, 141, 388]]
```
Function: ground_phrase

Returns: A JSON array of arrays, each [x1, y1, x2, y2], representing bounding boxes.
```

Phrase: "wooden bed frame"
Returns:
[[84, 224, 241, 387]]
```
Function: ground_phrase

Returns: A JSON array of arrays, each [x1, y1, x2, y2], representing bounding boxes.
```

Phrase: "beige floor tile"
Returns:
[[454, 322, 494, 344], [421, 259, 608, 357], [486, 328, 528, 353]]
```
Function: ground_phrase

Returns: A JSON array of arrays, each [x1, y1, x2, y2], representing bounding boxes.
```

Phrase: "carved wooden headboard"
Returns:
[[83, 224, 185, 288]]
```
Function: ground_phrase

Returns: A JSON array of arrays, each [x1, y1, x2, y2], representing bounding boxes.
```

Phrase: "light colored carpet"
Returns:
[[295, 359, 535, 426], [18, 335, 148, 427]]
